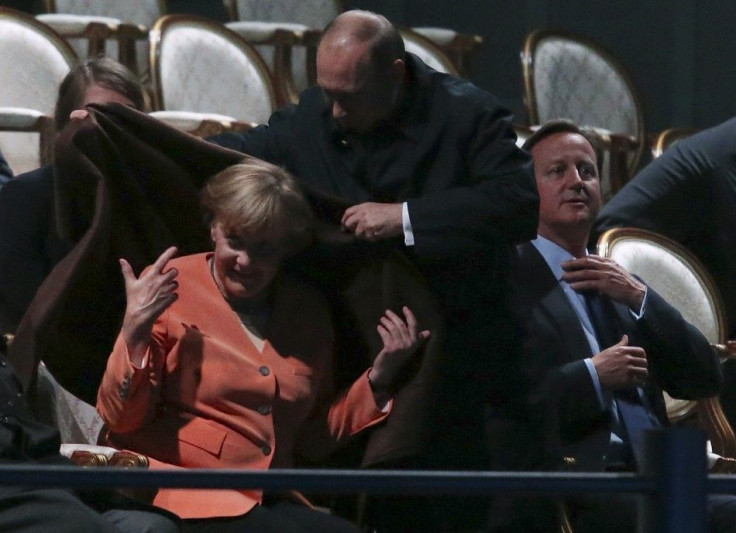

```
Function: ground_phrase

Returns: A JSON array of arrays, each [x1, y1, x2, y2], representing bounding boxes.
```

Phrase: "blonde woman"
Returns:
[[97, 160, 429, 532]]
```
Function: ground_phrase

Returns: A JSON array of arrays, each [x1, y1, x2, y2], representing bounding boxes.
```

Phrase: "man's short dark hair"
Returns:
[[54, 57, 146, 131], [522, 119, 598, 153]]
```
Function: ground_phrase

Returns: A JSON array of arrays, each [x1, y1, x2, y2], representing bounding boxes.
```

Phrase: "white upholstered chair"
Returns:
[[597, 227, 736, 458], [522, 30, 645, 197], [35, 361, 104, 445], [223, 21, 311, 105], [513, 124, 535, 149], [410, 26, 482, 77], [149, 15, 277, 125], [39, 0, 164, 76], [222, 0, 338, 101], [400, 27, 459, 76], [0, 8, 77, 175]]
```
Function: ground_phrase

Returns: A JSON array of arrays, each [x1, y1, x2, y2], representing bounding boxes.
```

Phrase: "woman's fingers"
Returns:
[[119, 258, 135, 286], [151, 246, 179, 275]]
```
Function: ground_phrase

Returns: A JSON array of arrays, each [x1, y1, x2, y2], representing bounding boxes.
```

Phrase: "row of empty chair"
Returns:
[[35, 0, 480, 89], [0, 6, 464, 175], [1, 3, 690, 201]]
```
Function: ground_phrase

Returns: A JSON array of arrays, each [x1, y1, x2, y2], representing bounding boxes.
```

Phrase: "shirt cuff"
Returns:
[[402, 202, 414, 246], [629, 286, 648, 320], [584, 357, 607, 409]]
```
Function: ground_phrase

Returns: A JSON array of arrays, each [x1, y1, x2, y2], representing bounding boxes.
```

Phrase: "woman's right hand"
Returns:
[[121, 246, 179, 367], [369, 306, 430, 392]]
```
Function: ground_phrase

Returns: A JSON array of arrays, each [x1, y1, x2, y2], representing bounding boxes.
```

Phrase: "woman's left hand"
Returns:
[[369, 306, 430, 392]]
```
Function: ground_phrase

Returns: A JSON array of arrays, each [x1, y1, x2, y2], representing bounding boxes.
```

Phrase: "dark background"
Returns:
[[6, 0, 734, 133], [349, 0, 736, 134]]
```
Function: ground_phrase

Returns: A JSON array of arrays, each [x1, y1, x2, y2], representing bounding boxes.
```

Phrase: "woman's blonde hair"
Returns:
[[201, 159, 313, 252]]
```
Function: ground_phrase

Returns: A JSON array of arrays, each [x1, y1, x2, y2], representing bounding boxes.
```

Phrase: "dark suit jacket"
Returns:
[[486, 242, 723, 532], [501, 242, 722, 471]]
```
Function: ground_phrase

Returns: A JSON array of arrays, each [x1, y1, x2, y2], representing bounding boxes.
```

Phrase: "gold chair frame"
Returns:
[[149, 14, 278, 117], [0, 8, 77, 172], [521, 29, 646, 183], [651, 127, 696, 159], [597, 227, 736, 457], [41, 0, 162, 74]]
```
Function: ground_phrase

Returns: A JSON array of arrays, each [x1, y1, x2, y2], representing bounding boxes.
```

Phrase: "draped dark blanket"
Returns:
[[8, 103, 447, 467]]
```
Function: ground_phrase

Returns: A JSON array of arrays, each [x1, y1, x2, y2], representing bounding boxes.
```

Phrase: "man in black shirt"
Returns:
[[212, 11, 537, 260], [211, 10, 538, 531]]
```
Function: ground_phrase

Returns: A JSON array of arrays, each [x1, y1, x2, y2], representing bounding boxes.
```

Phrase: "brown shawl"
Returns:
[[8, 103, 446, 467]]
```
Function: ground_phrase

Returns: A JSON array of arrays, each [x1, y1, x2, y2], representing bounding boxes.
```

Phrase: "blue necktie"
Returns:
[[583, 291, 656, 467]]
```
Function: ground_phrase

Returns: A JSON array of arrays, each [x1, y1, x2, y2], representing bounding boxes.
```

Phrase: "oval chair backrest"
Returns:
[[0, 10, 75, 114], [0, 9, 76, 173], [229, 0, 340, 28], [400, 27, 459, 76], [523, 30, 641, 140], [45, 0, 163, 79], [597, 227, 727, 422], [150, 15, 277, 125]]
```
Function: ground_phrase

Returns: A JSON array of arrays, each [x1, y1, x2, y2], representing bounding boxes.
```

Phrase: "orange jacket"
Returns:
[[97, 253, 388, 518]]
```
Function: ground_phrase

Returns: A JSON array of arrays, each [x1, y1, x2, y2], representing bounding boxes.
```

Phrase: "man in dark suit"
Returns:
[[490, 120, 735, 532]]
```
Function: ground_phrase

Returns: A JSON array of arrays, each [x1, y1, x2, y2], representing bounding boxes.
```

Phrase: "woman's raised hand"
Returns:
[[121, 246, 179, 366], [368, 306, 430, 393]]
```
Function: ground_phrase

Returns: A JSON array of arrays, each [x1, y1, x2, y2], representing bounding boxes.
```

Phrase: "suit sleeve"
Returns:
[[207, 105, 296, 167], [593, 130, 716, 244], [531, 356, 611, 442], [96, 306, 170, 434]]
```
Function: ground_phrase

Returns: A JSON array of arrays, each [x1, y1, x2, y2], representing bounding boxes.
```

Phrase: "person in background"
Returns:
[[0, 57, 146, 333]]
